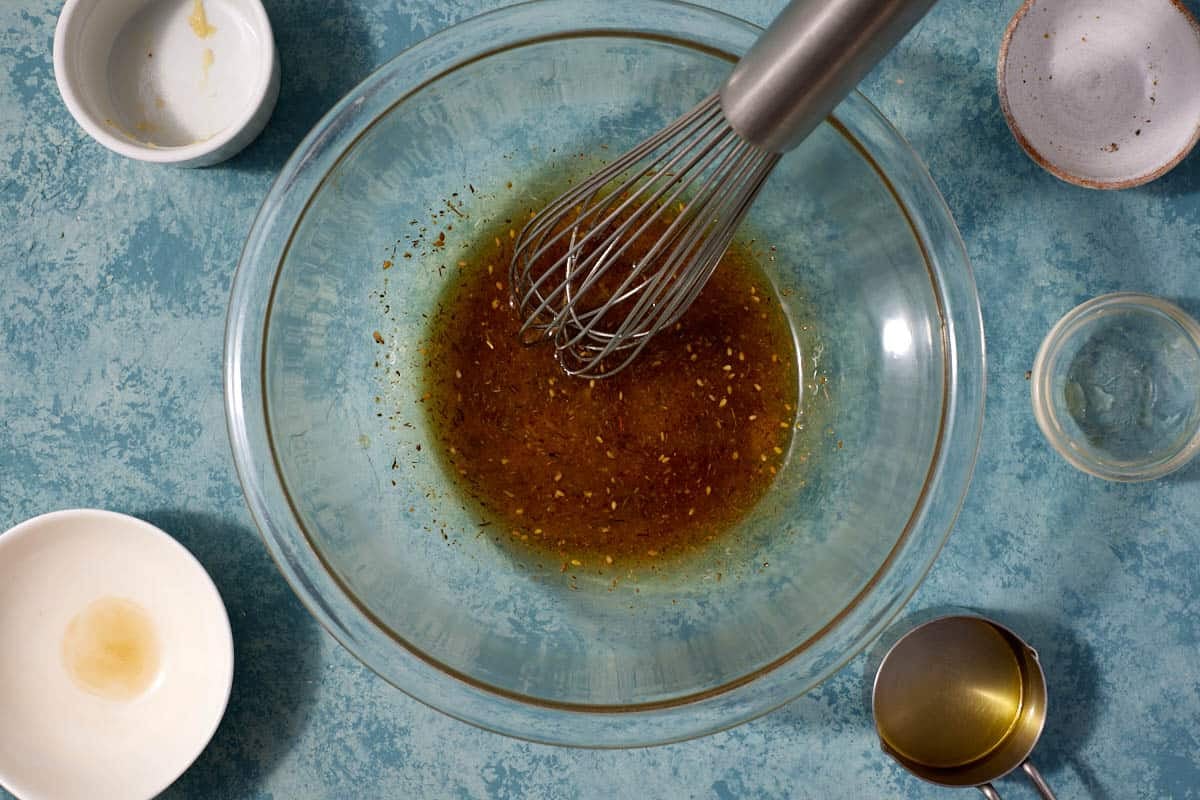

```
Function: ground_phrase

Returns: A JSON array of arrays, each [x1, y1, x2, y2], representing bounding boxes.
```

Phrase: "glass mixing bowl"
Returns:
[[225, 0, 985, 746]]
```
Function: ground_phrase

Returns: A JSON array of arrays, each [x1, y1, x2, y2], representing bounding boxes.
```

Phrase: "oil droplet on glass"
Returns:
[[61, 597, 161, 700]]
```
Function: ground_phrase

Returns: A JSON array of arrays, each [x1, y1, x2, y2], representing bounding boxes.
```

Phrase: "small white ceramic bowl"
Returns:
[[54, 0, 280, 167], [0, 510, 233, 800], [998, 0, 1200, 189]]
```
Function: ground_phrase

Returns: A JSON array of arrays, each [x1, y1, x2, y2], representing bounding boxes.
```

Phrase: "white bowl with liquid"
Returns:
[[0, 509, 233, 800], [53, 0, 280, 166]]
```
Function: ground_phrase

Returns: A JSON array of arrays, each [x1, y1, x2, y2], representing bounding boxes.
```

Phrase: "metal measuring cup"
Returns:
[[871, 615, 1058, 799]]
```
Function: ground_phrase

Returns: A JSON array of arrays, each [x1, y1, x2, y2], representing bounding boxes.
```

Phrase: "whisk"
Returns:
[[511, 0, 938, 378]]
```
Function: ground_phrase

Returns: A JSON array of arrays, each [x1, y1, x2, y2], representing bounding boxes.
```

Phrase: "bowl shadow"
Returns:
[[136, 509, 323, 799], [225, 0, 377, 175]]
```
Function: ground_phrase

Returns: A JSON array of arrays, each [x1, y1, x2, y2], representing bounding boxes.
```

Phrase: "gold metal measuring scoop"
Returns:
[[872, 615, 1058, 799]]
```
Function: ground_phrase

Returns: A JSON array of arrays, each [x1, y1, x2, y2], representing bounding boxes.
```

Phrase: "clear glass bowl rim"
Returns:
[[224, 0, 987, 747], [1031, 291, 1200, 482]]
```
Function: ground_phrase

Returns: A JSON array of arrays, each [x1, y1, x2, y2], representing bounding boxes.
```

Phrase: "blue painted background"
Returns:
[[3, 0, 1199, 797]]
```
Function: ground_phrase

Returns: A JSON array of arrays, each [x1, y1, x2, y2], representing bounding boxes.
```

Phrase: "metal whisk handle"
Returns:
[[720, 0, 939, 153]]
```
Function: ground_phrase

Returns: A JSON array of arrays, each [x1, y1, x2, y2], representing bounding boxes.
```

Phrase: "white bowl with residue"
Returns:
[[998, 0, 1200, 189], [0, 510, 233, 800], [54, 0, 280, 167]]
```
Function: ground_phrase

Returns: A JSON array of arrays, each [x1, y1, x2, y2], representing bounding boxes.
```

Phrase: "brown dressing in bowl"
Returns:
[[420, 197, 799, 569]]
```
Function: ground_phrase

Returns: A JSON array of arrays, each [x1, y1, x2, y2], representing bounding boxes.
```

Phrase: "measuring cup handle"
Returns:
[[975, 761, 1057, 800], [1022, 760, 1058, 800]]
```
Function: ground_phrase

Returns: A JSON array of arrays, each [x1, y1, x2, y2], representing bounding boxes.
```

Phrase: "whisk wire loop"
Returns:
[[510, 91, 777, 378]]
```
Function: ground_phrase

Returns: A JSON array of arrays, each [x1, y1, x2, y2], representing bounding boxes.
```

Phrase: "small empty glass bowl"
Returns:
[[1032, 293, 1200, 481]]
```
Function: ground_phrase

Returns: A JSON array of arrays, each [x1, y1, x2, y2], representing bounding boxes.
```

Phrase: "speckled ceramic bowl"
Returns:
[[998, 0, 1200, 189], [225, 0, 985, 746]]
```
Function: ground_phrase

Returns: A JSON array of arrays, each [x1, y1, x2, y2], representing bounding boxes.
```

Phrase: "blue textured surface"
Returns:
[[3, 0, 1199, 797]]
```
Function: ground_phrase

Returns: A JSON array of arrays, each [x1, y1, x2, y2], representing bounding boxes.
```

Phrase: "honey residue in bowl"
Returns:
[[188, 0, 217, 38], [419, 189, 800, 569], [61, 596, 161, 700]]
